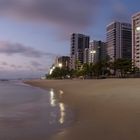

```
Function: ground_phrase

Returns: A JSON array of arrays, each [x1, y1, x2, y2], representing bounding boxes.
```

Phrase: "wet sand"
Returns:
[[0, 81, 72, 140], [25, 79, 140, 140]]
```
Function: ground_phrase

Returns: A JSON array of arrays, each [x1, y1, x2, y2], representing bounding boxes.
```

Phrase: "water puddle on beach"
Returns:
[[0, 81, 74, 140]]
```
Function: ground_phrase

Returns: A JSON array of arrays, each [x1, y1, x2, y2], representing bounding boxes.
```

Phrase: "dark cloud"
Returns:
[[0, 0, 132, 37], [9, 64, 24, 70], [1, 61, 8, 66], [0, 0, 103, 30], [36, 67, 47, 72], [0, 41, 56, 58], [0, 60, 47, 72], [29, 61, 51, 72], [30, 61, 42, 67], [0, 69, 44, 79], [29, 61, 48, 72], [10, 64, 18, 69], [0, 61, 23, 69]]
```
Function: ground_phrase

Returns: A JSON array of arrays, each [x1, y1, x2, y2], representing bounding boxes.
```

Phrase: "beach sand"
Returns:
[[25, 79, 140, 140]]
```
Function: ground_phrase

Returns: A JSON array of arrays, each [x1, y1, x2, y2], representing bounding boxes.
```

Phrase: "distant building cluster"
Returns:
[[49, 56, 70, 75], [70, 36, 107, 70], [49, 11, 140, 73]]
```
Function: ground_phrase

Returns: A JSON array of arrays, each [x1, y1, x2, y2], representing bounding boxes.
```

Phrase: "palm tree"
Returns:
[[82, 63, 94, 78], [113, 58, 132, 77]]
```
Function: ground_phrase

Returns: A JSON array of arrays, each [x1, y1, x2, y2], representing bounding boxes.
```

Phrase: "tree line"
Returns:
[[47, 58, 140, 79]]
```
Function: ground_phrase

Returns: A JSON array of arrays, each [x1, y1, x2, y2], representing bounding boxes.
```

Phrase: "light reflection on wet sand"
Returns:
[[49, 89, 66, 124], [0, 81, 73, 140], [59, 102, 65, 124]]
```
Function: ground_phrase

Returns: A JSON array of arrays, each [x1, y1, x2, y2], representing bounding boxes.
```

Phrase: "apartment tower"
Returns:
[[107, 21, 132, 61], [89, 40, 107, 64], [132, 12, 140, 68], [70, 33, 90, 69]]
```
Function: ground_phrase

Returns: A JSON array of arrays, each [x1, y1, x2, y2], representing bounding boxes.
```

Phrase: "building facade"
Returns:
[[107, 21, 132, 61], [55, 56, 70, 69], [84, 48, 89, 64], [132, 12, 140, 68], [70, 33, 90, 69], [89, 40, 107, 64]]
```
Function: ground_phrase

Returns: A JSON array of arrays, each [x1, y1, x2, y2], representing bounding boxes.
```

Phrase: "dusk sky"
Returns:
[[0, 0, 140, 79]]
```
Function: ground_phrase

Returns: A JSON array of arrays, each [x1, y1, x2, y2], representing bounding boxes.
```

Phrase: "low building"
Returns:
[[55, 56, 70, 69]]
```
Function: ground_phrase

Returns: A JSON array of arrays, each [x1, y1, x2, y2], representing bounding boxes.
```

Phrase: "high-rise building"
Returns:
[[70, 33, 90, 69], [107, 21, 132, 61], [89, 40, 107, 64], [84, 48, 89, 63], [132, 12, 140, 68]]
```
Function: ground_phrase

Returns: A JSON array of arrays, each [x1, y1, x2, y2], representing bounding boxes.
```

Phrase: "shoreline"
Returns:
[[25, 79, 140, 140]]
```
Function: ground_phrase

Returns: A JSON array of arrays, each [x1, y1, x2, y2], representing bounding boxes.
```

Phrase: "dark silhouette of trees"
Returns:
[[47, 58, 135, 79]]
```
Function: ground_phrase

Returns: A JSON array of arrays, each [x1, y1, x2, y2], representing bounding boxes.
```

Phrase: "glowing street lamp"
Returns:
[[49, 69, 53, 75], [58, 63, 63, 68], [90, 50, 96, 63], [49, 66, 55, 75], [90, 50, 96, 54], [136, 27, 140, 31]]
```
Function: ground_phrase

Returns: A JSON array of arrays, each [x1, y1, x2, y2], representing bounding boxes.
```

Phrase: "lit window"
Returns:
[[136, 27, 140, 31]]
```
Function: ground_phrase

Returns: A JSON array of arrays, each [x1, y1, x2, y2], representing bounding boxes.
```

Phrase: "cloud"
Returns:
[[0, 60, 47, 72], [10, 64, 21, 69], [30, 61, 42, 67], [1, 61, 8, 66], [30, 61, 45, 70], [0, 41, 56, 58], [0, 61, 23, 69], [0, 0, 103, 30], [0, 42, 53, 76], [29, 61, 48, 72], [0, 69, 44, 79]]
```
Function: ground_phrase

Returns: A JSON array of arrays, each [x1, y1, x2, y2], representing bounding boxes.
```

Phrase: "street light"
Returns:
[[90, 50, 96, 54], [58, 63, 63, 68], [90, 50, 96, 63], [49, 66, 55, 75], [136, 27, 140, 31], [49, 68, 53, 75]]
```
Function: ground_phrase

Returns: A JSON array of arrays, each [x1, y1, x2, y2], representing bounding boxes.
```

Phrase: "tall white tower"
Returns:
[[132, 12, 140, 68]]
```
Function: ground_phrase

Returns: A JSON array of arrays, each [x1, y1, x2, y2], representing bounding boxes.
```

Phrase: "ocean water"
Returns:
[[0, 81, 73, 140]]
